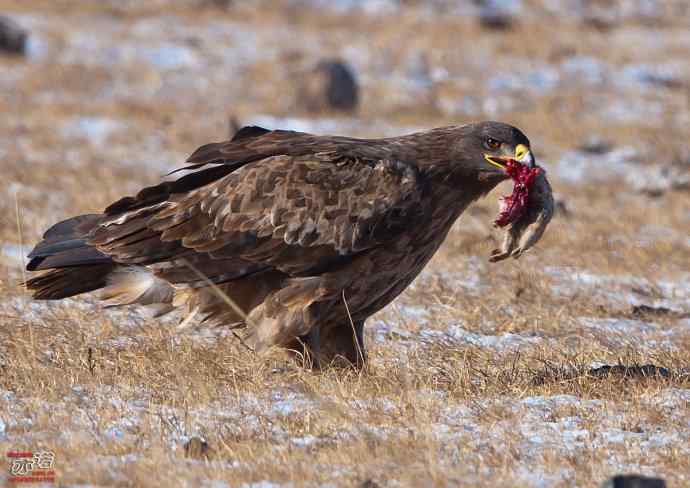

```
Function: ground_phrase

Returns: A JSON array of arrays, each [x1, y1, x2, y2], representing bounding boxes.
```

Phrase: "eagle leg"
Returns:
[[316, 320, 366, 369], [302, 325, 322, 370]]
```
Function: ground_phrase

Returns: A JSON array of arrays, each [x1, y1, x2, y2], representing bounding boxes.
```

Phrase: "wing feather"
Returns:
[[137, 153, 423, 275], [85, 129, 424, 281]]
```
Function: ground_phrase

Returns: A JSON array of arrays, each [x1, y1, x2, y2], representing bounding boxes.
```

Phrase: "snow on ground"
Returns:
[[544, 267, 690, 313]]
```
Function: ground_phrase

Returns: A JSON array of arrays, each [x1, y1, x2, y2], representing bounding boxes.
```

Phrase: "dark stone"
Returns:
[[204, 0, 233, 8], [298, 59, 359, 113], [533, 363, 672, 386], [602, 474, 666, 488], [479, 10, 513, 30], [579, 136, 614, 155], [359, 480, 381, 488], [476, 0, 516, 30], [0, 16, 27, 56], [588, 364, 670, 379], [631, 304, 674, 318]]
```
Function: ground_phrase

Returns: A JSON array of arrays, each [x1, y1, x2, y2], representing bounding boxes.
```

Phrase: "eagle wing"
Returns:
[[88, 139, 424, 280]]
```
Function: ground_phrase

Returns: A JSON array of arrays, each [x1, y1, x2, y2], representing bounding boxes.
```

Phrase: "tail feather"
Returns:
[[26, 264, 115, 300], [27, 214, 110, 271], [27, 245, 111, 271]]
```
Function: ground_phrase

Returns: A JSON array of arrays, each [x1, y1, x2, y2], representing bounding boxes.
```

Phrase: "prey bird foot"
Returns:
[[489, 248, 511, 262]]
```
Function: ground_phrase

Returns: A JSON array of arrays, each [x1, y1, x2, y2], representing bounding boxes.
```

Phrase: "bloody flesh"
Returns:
[[494, 159, 542, 228]]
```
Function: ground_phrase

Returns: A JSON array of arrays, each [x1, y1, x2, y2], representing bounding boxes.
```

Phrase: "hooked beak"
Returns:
[[484, 144, 535, 171]]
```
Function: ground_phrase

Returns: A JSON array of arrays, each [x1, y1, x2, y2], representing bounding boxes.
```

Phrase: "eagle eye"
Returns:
[[485, 137, 501, 150]]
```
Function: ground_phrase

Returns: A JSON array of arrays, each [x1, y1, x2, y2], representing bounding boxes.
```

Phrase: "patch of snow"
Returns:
[[488, 66, 560, 94], [560, 56, 607, 85], [203, 481, 232, 488], [61, 116, 125, 146], [393, 305, 430, 326], [0, 243, 26, 263], [442, 325, 546, 351], [545, 266, 690, 313], [603, 99, 665, 125], [292, 0, 400, 16], [139, 44, 200, 71], [616, 63, 684, 90], [578, 317, 659, 334], [241, 482, 293, 488], [649, 388, 690, 408], [25, 34, 49, 60], [514, 466, 572, 488], [290, 435, 318, 447], [577, 317, 678, 350], [350, 397, 397, 414], [631, 225, 690, 249], [269, 390, 314, 417], [552, 146, 641, 184]]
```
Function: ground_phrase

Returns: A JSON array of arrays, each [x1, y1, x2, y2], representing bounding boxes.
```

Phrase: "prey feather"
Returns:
[[490, 160, 554, 262]]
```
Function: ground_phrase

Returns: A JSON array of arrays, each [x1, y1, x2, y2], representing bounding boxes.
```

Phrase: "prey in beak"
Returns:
[[483, 143, 542, 228], [484, 143, 535, 171]]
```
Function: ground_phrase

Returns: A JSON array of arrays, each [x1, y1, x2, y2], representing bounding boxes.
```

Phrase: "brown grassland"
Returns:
[[0, 1, 689, 486]]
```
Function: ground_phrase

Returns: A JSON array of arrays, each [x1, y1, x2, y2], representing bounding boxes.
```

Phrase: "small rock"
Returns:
[[359, 480, 381, 488], [297, 59, 359, 113], [184, 436, 212, 460], [631, 304, 673, 318], [583, 10, 616, 32], [578, 136, 614, 155], [204, 0, 233, 8], [0, 16, 27, 56], [477, 0, 520, 30], [479, 10, 512, 30], [602, 474, 666, 488]]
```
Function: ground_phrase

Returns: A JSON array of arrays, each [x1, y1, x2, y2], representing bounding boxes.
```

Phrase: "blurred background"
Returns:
[[2, 2, 690, 225]]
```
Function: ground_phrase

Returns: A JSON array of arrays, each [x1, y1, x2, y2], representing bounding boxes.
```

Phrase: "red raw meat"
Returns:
[[494, 159, 542, 228]]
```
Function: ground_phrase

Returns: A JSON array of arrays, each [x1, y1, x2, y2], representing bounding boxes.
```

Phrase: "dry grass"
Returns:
[[1, 1, 689, 486]]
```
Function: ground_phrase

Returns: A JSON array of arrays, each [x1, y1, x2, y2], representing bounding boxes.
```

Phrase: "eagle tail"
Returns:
[[26, 214, 109, 272], [25, 263, 115, 299], [25, 214, 115, 299]]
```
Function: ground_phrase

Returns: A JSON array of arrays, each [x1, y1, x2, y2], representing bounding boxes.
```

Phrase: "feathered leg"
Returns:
[[318, 320, 366, 368], [303, 325, 321, 369]]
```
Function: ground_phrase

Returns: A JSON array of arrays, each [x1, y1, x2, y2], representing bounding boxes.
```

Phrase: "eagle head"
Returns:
[[461, 121, 535, 176]]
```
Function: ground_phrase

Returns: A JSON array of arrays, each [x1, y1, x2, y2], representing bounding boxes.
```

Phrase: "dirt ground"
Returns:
[[0, 1, 689, 486]]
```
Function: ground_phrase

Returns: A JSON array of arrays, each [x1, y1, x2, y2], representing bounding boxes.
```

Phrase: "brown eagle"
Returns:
[[26, 122, 553, 367]]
